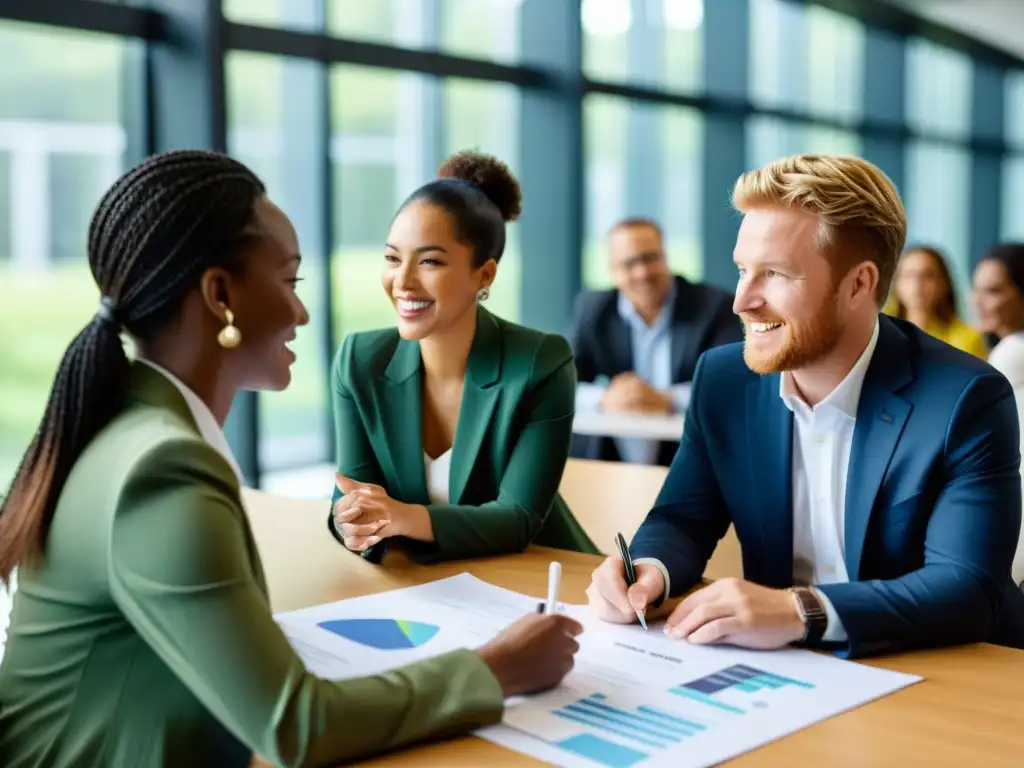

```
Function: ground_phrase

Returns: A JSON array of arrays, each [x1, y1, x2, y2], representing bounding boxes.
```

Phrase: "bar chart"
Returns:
[[499, 657, 916, 768], [670, 664, 815, 715], [504, 666, 820, 767], [496, 623, 920, 768], [549, 692, 709, 768]]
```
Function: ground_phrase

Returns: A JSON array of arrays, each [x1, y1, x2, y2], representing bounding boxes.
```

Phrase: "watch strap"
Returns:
[[791, 587, 827, 645]]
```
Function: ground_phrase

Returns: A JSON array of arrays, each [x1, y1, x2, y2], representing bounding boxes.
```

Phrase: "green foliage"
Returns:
[[0, 22, 124, 122]]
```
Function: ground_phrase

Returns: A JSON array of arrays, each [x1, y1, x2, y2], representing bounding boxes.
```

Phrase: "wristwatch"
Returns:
[[791, 587, 828, 645]]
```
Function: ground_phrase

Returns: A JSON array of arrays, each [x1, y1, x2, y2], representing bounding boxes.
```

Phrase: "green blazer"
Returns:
[[329, 306, 599, 563], [0, 364, 503, 768]]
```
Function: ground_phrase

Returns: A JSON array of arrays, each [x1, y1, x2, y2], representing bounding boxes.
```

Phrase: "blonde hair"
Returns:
[[732, 154, 907, 304]]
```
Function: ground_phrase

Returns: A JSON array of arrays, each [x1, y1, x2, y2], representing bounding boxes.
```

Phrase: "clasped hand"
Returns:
[[333, 474, 412, 552], [587, 555, 806, 649], [601, 373, 672, 414]]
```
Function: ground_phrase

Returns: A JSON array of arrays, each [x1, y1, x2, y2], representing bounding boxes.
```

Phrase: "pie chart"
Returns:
[[317, 618, 440, 650]]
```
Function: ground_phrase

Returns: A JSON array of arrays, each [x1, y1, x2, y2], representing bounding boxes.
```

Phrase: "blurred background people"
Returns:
[[885, 244, 987, 358], [974, 243, 1024, 367], [568, 218, 742, 466], [973, 242, 1024, 588]]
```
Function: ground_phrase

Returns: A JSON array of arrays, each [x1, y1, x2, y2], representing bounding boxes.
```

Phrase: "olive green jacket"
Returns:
[[0, 364, 503, 768], [328, 305, 599, 563]]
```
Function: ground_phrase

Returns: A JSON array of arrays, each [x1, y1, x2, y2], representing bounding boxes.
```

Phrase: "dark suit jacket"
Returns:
[[567, 275, 743, 465], [327, 305, 599, 563], [630, 315, 1024, 658]]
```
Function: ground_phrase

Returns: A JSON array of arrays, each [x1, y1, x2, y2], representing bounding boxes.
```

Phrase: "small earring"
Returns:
[[217, 307, 242, 349], [476, 287, 490, 302]]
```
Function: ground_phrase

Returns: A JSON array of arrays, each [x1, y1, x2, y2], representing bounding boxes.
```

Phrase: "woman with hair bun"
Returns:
[[328, 150, 598, 562]]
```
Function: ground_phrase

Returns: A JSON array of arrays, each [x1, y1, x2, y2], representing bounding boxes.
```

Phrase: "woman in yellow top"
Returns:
[[885, 244, 987, 358]]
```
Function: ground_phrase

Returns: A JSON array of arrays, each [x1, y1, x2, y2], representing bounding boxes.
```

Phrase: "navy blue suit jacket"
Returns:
[[630, 315, 1024, 658]]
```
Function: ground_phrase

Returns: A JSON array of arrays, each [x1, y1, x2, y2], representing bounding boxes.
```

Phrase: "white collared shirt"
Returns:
[[780, 319, 879, 642], [642, 320, 880, 643], [138, 359, 244, 485]]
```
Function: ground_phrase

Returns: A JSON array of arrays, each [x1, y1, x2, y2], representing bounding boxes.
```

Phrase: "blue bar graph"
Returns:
[[555, 734, 647, 768], [670, 686, 747, 714], [669, 664, 815, 715], [528, 667, 816, 765], [547, 692, 711, 764], [690, 664, 814, 694]]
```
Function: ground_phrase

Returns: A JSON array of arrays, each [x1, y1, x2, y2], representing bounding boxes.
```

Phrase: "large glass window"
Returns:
[[1003, 71, 1024, 241], [746, 117, 861, 168], [905, 37, 972, 141], [905, 141, 972, 306], [904, 39, 974, 310], [1006, 70, 1024, 149], [583, 94, 702, 288], [439, 0, 522, 63], [583, 0, 703, 93], [330, 66, 405, 341], [0, 21, 133, 490], [1002, 156, 1024, 241], [749, 0, 863, 121], [227, 51, 331, 473], [444, 79, 522, 321], [225, 0, 523, 64]]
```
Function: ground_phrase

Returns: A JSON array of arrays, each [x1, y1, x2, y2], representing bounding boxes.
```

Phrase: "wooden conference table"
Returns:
[[246, 489, 1024, 767]]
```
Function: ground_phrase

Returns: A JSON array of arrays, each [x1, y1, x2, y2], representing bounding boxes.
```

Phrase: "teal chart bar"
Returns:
[[549, 693, 710, 767], [670, 664, 815, 715]]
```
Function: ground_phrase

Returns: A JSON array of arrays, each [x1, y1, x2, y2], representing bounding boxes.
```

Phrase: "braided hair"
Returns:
[[0, 149, 266, 581]]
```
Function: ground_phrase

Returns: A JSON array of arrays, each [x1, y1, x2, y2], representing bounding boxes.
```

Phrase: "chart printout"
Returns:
[[274, 573, 921, 767]]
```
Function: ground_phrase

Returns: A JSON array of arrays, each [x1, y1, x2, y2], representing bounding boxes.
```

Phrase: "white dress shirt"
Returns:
[[139, 359, 244, 485], [424, 449, 452, 505], [780, 319, 879, 641], [0, 360, 243, 662], [643, 320, 880, 643]]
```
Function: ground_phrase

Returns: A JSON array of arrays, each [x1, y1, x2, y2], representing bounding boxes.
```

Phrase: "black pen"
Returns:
[[615, 532, 648, 630]]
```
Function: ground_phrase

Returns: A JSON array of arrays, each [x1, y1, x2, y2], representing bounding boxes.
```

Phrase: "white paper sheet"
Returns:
[[275, 573, 922, 768], [274, 572, 541, 679]]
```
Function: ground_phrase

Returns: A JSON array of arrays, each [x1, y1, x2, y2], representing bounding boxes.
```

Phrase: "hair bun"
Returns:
[[438, 150, 522, 223]]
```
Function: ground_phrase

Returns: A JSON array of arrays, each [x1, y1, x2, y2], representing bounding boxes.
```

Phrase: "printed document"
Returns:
[[275, 573, 921, 767]]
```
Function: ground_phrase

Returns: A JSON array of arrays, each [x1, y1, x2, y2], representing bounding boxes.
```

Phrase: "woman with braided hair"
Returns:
[[0, 149, 581, 767]]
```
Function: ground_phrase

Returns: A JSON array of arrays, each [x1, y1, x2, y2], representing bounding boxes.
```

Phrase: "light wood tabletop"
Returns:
[[245, 488, 1024, 767]]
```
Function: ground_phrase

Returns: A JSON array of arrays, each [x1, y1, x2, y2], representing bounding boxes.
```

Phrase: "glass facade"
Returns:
[[1003, 71, 1024, 241], [0, 19, 135, 488], [1, 0, 1022, 489]]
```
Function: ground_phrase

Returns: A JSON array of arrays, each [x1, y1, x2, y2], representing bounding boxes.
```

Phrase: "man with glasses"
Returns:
[[568, 218, 742, 466]]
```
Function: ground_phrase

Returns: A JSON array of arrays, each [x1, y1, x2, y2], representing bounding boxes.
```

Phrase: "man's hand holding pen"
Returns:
[[586, 553, 665, 626]]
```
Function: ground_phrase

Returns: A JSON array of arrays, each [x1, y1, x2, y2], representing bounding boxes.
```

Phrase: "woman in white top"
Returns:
[[973, 242, 1024, 586]]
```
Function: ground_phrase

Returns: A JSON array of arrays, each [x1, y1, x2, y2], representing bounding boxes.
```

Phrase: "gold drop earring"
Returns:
[[217, 306, 242, 349]]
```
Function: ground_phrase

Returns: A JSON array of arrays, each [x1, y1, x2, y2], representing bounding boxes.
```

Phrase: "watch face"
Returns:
[[796, 589, 826, 622]]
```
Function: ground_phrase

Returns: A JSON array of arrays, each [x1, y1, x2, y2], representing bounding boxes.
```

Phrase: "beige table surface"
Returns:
[[246, 488, 1024, 767]]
